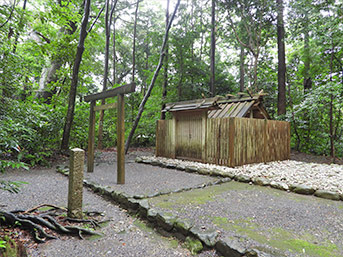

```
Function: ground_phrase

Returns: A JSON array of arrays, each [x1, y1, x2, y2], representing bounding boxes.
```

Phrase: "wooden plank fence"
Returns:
[[156, 117, 290, 167]]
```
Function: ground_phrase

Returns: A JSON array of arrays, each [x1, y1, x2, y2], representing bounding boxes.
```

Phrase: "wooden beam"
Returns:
[[84, 83, 135, 102], [87, 101, 96, 173], [117, 94, 125, 184], [94, 102, 117, 112]]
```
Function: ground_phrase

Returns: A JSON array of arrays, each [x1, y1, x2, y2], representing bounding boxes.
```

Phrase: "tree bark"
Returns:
[[36, 1, 79, 103], [61, 0, 91, 152], [210, 0, 216, 96], [277, 0, 286, 115], [303, 12, 311, 92], [112, 15, 117, 84], [124, 0, 181, 154], [239, 45, 245, 92], [97, 0, 111, 150], [161, 0, 170, 120], [329, 43, 335, 160], [132, 0, 139, 82]]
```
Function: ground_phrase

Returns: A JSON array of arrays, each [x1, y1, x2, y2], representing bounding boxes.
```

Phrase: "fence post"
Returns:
[[201, 112, 207, 162], [171, 114, 176, 158], [68, 148, 84, 219], [228, 118, 235, 167]]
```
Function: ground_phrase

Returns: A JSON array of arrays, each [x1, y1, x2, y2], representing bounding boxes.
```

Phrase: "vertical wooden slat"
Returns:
[[171, 114, 176, 158], [228, 117, 235, 167], [202, 112, 207, 162], [87, 100, 96, 173], [117, 94, 125, 184]]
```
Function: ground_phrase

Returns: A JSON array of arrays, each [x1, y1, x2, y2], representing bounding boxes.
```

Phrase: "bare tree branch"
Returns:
[[0, 0, 17, 29], [124, 0, 181, 153]]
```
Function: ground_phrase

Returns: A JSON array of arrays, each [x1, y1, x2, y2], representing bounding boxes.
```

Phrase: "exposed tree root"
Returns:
[[23, 204, 67, 214], [0, 206, 103, 244]]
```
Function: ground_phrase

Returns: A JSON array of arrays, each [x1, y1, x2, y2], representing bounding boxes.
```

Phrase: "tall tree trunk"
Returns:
[[210, 0, 215, 96], [252, 52, 259, 91], [239, 45, 245, 92], [329, 42, 335, 161], [112, 16, 116, 84], [97, 0, 111, 150], [277, 0, 286, 115], [161, 0, 170, 120], [60, 0, 91, 152], [132, 1, 139, 83], [124, 0, 181, 154], [178, 50, 183, 100], [36, 1, 78, 103], [303, 12, 311, 92]]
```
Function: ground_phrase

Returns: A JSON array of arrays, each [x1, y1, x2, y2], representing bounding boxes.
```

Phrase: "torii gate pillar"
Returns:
[[84, 83, 135, 184]]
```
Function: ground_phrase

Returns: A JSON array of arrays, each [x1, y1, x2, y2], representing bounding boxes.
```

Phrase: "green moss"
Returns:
[[151, 183, 233, 209], [86, 234, 103, 241], [133, 219, 154, 233], [210, 216, 341, 257], [169, 239, 179, 248], [185, 237, 203, 255]]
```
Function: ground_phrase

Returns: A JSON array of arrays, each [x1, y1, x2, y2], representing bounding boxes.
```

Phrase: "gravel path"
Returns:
[[85, 162, 220, 197], [0, 168, 199, 256], [149, 181, 343, 257], [145, 153, 343, 194]]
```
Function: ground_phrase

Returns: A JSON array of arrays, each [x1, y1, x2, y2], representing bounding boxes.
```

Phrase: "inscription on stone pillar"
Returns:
[[68, 148, 85, 219]]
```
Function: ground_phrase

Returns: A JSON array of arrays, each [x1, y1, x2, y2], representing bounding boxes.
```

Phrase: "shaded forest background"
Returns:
[[1, 0, 342, 169]]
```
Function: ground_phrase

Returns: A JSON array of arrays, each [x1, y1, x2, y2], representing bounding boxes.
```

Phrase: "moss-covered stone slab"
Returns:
[[290, 184, 315, 195], [174, 218, 193, 236], [156, 212, 177, 232], [314, 190, 340, 201], [235, 174, 251, 183], [252, 177, 269, 186], [189, 226, 218, 247], [215, 238, 246, 257]]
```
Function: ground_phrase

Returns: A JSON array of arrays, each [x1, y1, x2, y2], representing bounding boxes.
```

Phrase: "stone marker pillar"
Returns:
[[68, 148, 84, 219]]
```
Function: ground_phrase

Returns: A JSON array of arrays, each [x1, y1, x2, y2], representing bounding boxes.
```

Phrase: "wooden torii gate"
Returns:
[[84, 83, 136, 184]]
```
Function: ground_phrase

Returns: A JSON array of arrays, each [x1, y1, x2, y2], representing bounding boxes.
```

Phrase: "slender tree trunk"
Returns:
[[329, 42, 335, 161], [97, 0, 111, 150], [12, 0, 27, 54], [178, 50, 183, 100], [239, 45, 245, 92], [112, 17, 116, 84], [124, 0, 181, 154], [132, 1, 139, 82], [252, 52, 259, 91], [210, 0, 215, 96], [161, 0, 170, 120], [277, 0, 286, 115], [60, 0, 91, 152], [303, 12, 311, 92]]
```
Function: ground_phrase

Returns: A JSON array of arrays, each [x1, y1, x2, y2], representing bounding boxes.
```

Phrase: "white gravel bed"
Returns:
[[142, 156, 343, 194]]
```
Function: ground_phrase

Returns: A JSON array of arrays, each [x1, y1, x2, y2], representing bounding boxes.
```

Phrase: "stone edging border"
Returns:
[[135, 156, 343, 202], [56, 166, 259, 257]]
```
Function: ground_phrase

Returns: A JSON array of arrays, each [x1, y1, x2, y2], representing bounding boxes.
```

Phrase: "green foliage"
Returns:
[[0, 181, 28, 194], [0, 97, 64, 166]]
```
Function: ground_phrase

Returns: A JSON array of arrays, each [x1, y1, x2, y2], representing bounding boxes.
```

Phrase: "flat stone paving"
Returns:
[[85, 162, 220, 197], [149, 181, 343, 257], [0, 168, 216, 256]]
